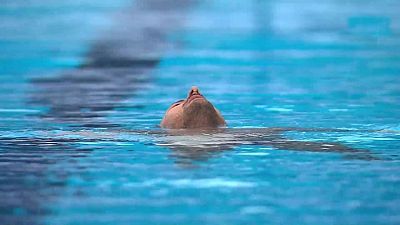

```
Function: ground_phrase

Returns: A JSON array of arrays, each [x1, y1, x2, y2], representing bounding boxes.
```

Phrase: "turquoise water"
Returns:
[[1, 0, 400, 224]]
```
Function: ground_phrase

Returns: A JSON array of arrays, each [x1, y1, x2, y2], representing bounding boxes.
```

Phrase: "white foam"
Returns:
[[329, 108, 349, 112], [137, 178, 256, 188], [237, 152, 270, 156], [169, 178, 255, 188], [266, 107, 293, 112], [0, 108, 40, 113]]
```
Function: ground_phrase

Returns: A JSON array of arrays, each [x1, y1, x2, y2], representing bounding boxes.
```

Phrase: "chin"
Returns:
[[184, 99, 212, 111]]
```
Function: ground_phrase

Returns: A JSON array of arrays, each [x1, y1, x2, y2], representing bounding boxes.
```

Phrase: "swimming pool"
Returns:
[[1, 0, 400, 224]]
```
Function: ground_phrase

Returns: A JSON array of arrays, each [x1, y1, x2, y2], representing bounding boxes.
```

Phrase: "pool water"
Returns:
[[1, 0, 400, 224]]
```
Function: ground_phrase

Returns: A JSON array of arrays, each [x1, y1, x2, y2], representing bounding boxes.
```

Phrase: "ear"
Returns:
[[214, 107, 227, 126]]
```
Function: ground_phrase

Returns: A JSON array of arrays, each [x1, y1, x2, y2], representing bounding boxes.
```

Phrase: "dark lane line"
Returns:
[[30, 0, 196, 126]]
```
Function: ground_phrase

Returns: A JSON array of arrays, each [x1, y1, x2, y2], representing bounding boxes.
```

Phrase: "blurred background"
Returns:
[[1, 0, 400, 225]]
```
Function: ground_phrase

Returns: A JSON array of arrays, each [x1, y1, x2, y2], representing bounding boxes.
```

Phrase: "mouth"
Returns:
[[185, 94, 204, 106]]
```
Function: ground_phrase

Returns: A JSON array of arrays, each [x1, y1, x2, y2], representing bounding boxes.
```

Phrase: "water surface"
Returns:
[[1, 0, 400, 224]]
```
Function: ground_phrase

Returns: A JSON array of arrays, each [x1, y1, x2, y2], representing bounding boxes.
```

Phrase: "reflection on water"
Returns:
[[1, 0, 400, 224]]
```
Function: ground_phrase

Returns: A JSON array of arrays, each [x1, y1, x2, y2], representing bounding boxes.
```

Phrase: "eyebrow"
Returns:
[[170, 99, 184, 108]]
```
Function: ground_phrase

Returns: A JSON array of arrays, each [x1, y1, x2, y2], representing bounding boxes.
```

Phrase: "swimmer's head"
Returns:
[[160, 86, 226, 129]]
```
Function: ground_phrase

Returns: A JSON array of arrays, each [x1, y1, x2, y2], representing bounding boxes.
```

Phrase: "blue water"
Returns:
[[1, 0, 400, 224]]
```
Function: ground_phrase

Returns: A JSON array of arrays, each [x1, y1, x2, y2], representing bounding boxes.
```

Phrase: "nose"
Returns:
[[189, 86, 201, 96]]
